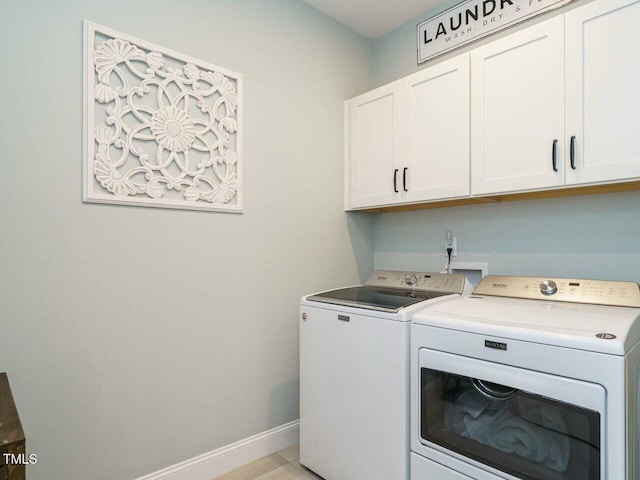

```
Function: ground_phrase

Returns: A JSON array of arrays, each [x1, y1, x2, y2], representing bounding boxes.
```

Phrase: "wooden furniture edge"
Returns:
[[0, 373, 26, 480]]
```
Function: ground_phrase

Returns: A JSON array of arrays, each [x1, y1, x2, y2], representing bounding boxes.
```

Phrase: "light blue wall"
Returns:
[[370, 1, 640, 283], [0, 2, 372, 479], [374, 192, 640, 282], [371, 0, 462, 87]]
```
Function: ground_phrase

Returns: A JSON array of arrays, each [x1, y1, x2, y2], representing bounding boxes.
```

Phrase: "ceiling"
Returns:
[[302, 0, 443, 39]]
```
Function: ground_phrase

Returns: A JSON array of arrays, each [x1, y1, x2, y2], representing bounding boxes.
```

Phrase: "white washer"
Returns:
[[410, 275, 640, 480], [300, 270, 472, 480]]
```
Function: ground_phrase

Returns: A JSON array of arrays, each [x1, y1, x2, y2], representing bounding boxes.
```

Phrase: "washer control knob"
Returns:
[[540, 280, 558, 296], [404, 274, 418, 286]]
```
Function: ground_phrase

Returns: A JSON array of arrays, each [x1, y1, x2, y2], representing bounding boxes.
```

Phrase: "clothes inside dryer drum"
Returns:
[[421, 368, 601, 480], [444, 392, 570, 473]]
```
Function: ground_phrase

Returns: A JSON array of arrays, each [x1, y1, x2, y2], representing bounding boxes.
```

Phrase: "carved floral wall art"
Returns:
[[83, 21, 243, 212]]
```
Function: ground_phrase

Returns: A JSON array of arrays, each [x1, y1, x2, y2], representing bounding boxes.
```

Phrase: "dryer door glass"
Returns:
[[420, 368, 601, 480]]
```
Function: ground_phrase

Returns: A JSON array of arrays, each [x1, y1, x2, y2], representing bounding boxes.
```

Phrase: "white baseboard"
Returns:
[[134, 420, 300, 480]]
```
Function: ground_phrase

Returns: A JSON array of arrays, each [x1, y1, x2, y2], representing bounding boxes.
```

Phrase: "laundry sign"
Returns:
[[417, 0, 572, 63]]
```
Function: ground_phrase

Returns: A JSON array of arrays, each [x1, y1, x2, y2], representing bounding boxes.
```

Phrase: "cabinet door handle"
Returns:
[[403, 167, 408, 192], [570, 136, 576, 170], [552, 139, 558, 172], [393, 169, 399, 193]]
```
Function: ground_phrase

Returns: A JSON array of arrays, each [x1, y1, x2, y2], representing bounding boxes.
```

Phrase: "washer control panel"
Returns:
[[365, 270, 468, 295], [474, 275, 640, 308], [540, 280, 558, 295]]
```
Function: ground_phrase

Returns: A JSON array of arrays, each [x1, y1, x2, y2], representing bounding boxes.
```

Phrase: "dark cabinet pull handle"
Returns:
[[403, 167, 408, 192], [570, 136, 576, 170], [552, 139, 558, 172], [393, 169, 398, 193]]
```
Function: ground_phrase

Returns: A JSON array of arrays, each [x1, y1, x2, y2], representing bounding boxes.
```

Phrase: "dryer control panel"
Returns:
[[473, 275, 640, 308]]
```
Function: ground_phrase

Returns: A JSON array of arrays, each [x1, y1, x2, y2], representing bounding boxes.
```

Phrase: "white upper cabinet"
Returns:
[[471, 17, 565, 196], [565, 0, 640, 185], [346, 81, 402, 209], [345, 0, 640, 210], [402, 54, 470, 202], [345, 56, 470, 210]]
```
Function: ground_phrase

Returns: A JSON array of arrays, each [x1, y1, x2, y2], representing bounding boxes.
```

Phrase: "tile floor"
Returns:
[[214, 444, 323, 480]]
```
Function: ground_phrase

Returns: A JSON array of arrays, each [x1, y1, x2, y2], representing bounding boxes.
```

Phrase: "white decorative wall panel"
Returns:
[[83, 21, 243, 212]]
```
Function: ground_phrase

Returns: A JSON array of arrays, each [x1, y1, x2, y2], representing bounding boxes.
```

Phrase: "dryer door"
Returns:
[[417, 348, 605, 480]]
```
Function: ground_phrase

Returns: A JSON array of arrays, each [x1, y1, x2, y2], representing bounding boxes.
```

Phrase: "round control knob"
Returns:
[[540, 280, 558, 296], [404, 274, 418, 286]]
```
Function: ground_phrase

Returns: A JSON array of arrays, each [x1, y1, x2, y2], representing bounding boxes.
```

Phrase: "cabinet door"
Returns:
[[565, 0, 640, 185], [403, 55, 470, 202], [471, 17, 565, 195], [345, 81, 402, 209]]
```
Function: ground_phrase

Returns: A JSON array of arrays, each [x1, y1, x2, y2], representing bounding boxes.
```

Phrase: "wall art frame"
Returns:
[[83, 21, 244, 213]]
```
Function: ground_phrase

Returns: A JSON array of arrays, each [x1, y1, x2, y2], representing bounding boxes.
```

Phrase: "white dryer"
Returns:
[[410, 275, 640, 480], [300, 270, 472, 480]]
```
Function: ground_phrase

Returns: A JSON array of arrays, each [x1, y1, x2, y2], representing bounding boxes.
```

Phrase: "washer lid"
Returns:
[[306, 286, 451, 313], [305, 270, 470, 313], [413, 295, 640, 355]]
